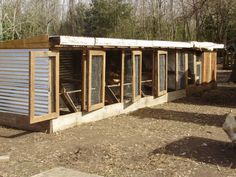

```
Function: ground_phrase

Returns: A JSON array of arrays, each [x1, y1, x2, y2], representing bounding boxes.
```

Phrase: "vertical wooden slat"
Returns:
[[29, 51, 35, 121], [175, 51, 178, 90], [214, 52, 217, 81], [87, 51, 92, 111], [82, 49, 87, 111], [102, 52, 106, 105], [209, 52, 212, 82], [120, 50, 125, 103], [152, 50, 155, 96], [132, 52, 135, 102], [165, 52, 168, 91], [185, 53, 188, 87], [153, 50, 159, 98], [54, 52, 60, 116], [193, 52, 197, 82], [158, 51, 160, 95], [139, 52, 142, 96], [202, 52, 207, 83]]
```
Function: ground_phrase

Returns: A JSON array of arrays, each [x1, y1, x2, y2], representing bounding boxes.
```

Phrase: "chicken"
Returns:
[[222, 111, 236, 142]]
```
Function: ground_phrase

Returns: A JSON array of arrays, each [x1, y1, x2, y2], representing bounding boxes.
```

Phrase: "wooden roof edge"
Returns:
[[0, 35, 50, 49]]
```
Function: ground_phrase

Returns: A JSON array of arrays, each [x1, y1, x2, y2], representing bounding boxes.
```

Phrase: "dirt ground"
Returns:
[[0, 84, 236, 177]]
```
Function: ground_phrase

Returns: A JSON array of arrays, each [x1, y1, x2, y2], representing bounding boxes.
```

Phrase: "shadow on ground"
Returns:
[[174, 86, 236, 109], [0, 130, 31, 139], [150, 136, 236, 168], [131, 108, 225, 127]]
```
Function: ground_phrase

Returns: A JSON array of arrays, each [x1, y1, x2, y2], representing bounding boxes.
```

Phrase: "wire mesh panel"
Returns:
[[177, 53, 186, 90], [167, 51, 176, 91], [196, 52, 202, 84], [159, 54, 167, 92], [124, 52, 133, 101], [155, 51, 168, 97], [188, 53, 195, 85], [87, 50, 105, 112], [134, 55, 141, 97], [91, 56, 103, 105], [196, 63, 202, 84], [141, 51, 153, 96]]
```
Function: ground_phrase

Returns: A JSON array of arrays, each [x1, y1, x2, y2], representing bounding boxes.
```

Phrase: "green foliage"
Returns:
[[84, 0, 133, 37]]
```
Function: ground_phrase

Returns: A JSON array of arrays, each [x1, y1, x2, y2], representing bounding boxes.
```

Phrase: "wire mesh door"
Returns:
[[158, 51, 168, 96], [87, 50, 106, 112], [132, 51, 142, 102], [177, 53, 186, 90], [29, 51, 59, 124], [154, 51, 168, 97]]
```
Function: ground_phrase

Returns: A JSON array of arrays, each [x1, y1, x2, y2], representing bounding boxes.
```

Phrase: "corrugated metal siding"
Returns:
[[60, 51, 74, 90], [59, 51, 75, 108], [34, 57, 49, 116], [0, 49, 49, 116]]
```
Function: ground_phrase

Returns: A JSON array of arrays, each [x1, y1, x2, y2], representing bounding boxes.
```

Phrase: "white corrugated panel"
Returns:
[[57, 36, 224, 50], [0, 49, 49, 117]]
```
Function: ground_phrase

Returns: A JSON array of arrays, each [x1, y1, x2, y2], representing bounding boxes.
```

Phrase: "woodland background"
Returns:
[[0, 0, 235, 44]]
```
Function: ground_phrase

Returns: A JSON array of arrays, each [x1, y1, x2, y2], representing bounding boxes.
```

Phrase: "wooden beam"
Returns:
[[60, 91, 78, 113], [105, 86, 119, 104]]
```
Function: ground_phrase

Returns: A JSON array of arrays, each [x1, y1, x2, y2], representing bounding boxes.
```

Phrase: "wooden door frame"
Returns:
[[157, 50, 168, 96], [132, 50, 142, 102], [29, 51, 59, 124], [87, 50, 106, 112]]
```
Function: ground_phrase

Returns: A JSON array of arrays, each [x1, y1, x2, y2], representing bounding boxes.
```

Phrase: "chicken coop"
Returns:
[[0, 35, 224, 132]]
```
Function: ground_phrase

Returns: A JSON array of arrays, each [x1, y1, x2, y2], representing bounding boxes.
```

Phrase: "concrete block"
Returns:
[[0, 155, 10, 162], [31, 167, 103, 177]]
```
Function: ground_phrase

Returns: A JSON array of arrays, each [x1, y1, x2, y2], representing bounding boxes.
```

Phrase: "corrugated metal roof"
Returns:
[[50, 36, 224, 51]]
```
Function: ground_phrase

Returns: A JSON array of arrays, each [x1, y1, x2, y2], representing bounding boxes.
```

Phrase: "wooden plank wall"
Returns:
[[202, 51, 217, 83], [211, 52, 217, 81], [0, 35, 49, 49]]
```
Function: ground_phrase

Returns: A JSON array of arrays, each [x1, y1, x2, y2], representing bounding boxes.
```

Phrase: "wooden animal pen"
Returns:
[[0, 35, 224, 132]]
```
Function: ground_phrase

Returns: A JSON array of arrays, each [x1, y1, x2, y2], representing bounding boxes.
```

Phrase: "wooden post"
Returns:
[[29, 52, 35, 121], [139, 52, 142, 96], [55, 52, 60, 116], [120, 50, 125, 103], [185, 52, 188, 87], [175, 51, 178, 90], [193, 52, 197, 83], [82, 49, 87, 111], [152, 50, 155, 96]]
